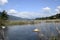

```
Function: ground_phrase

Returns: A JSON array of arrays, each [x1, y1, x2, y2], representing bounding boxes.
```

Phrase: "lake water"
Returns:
[[5, 22, 60, 40]]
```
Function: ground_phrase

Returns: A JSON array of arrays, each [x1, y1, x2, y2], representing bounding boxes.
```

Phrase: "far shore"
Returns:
[[5, 19, 60, 25]]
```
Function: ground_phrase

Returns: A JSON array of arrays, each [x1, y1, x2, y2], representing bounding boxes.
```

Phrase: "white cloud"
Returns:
[[42, 7, 51, 16], [7, 8, 53, 19], [0, 0, 8, 5], [55, 6, 60, 13], [7, 9, 44, 19], [7, 9, 19, 17], [43, 7, 51, 11], [8, 9, 18, 14], [57, 6, 60, 9], [42, 7, 51, 15], [55, 9, 59, 13], [18, 12, 42, 19]]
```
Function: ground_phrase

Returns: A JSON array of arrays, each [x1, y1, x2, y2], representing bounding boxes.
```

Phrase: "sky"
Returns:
[[0, 0, 60, 19]]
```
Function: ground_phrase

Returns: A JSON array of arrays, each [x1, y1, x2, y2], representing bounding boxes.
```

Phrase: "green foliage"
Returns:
[[0, 10, 8, 26], [0, 10, 8, 20], [50, 36, 57, 40], [35, 13, 60, 20]]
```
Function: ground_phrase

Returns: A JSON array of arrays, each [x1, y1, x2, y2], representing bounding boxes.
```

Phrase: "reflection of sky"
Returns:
[[6, 23, 60, 40]]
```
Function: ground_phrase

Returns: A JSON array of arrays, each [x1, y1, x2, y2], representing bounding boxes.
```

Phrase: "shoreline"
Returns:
[[6, 19, 60, 25]]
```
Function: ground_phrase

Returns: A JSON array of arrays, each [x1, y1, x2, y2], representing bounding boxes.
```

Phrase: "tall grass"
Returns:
[[7, 20, 39, 25]]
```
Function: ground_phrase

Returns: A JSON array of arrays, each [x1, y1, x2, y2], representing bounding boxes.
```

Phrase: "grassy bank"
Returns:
[[7, 20, 38, 25], [5, 19, 60, 25], [35, 19, 60, 23]]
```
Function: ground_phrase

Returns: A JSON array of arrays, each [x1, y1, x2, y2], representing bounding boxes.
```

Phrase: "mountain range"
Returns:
[[0, 13, 29, 20], [8, 15, 29, 20]]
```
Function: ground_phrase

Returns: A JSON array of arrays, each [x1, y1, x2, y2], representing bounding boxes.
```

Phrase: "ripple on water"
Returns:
[[5, 23, 60, 40]]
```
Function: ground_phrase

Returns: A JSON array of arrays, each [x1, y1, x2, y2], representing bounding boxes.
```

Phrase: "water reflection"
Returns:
[[5, 22, 60, 40]]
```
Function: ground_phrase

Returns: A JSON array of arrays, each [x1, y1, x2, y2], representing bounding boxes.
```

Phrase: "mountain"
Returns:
[[35, 13, 60, 20], [8, 15, 30, 20], [0, 13, 29, 20]]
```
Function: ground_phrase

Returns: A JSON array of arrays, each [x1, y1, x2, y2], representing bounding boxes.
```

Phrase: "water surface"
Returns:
[[5, 22, 60, 40]]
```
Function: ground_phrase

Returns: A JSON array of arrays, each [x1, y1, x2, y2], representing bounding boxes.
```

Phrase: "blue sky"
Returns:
[[0, 0, 60, 19]]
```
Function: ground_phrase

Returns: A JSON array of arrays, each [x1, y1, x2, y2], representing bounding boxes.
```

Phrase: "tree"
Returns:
[[0, 10, 8, 26], [0, 10, 8, 20]]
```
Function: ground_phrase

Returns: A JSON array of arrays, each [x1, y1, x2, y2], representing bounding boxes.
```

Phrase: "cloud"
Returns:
[[55, 9, 59, 13], [7, 9, 19, 17], [43, 7, 51, 11], [55, 6, 60, 13], [18, 12, 42, 19], [18, 11, 53, 18], [42, 7, 51, 15], [7, 8, 54, 19], [42, 7, 52, 16], [0, 0, 8, 5], [57, 6, 60, 9], [7, 9, 44, 19], [8, 9, 18, 14]]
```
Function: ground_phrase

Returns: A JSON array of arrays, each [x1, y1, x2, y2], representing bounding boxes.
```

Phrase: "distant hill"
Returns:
[[0, 13, 29, 20], [35, 13, 60, 20], [8, 15, 29, 20]]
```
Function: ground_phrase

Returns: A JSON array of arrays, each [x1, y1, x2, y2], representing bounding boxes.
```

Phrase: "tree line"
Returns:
[[35, 13, 60, 20]]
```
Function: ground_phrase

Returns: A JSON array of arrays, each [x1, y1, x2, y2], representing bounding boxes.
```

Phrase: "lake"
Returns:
[[5, 22, 60, 40]]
